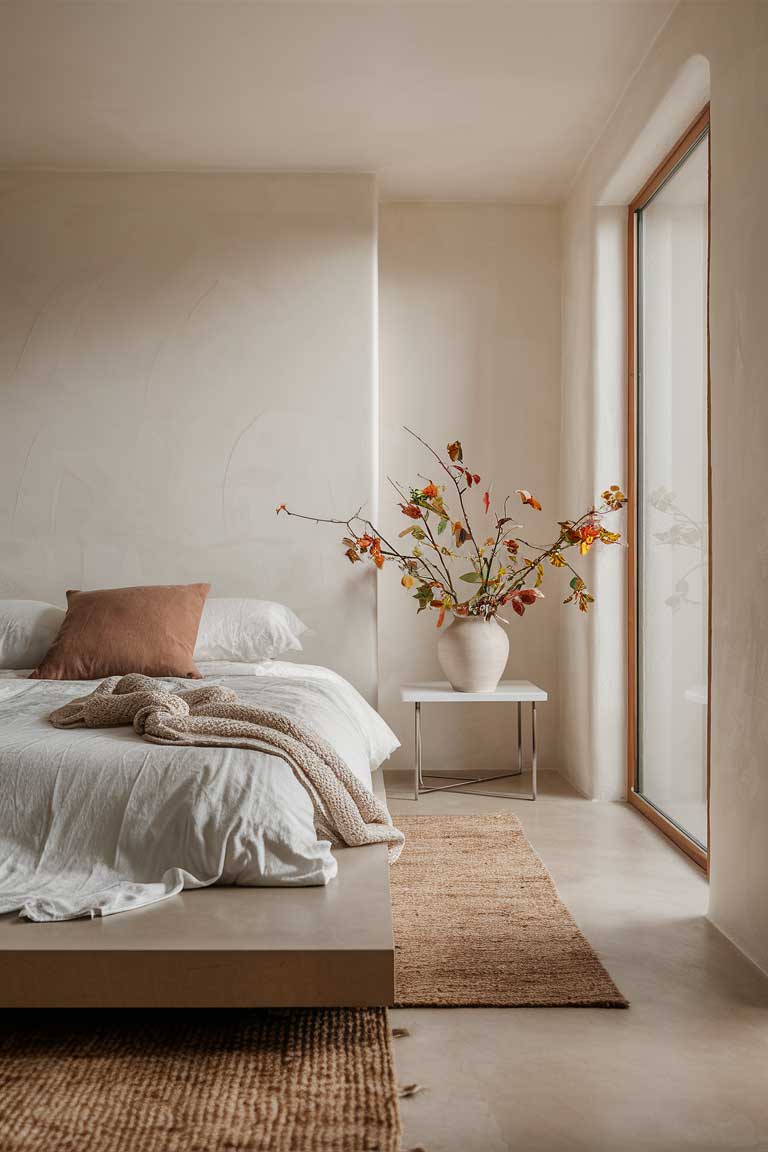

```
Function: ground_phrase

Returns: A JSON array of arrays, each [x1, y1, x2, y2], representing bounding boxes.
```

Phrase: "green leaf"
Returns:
[[460, 572, 483, 584], [437, 518, 448, 535]]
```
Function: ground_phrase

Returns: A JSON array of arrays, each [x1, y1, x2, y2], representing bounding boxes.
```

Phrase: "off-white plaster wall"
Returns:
[[560, 2, 768, 970], [379, 204, 562, 774], [0, 173, 379, 699]]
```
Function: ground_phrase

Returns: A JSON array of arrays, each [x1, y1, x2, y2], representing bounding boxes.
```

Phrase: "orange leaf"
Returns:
[[436, 607, 446, 628], [401, 573, 414, 589], [421, 482, 439, 499], [447, 441, 463, 463], [453, 521, 468, 548], [515, 489, 542, 511], [275, 504, 287, 514], [370, 538, 385, 568]]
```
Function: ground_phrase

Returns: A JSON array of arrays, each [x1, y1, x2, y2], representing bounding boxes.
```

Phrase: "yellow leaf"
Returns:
[[401, 574, 415, 589]]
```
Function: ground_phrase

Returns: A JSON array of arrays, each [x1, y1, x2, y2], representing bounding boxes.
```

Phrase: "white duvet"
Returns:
[[0, 662, 399, 921]]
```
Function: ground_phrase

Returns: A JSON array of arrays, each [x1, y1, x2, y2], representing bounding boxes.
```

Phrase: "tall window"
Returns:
[[628, 107, 710, 869]]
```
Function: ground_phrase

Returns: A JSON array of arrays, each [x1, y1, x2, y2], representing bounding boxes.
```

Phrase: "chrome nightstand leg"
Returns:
[[414, 701, 423, 800], [531, 701, 538, 800], [517, 701, 523, 777]]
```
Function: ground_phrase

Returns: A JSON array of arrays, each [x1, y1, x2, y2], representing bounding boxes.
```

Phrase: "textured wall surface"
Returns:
[[379, 204, 562, 774], [0, 173, 379, 698], [561, 1, 768, 970]]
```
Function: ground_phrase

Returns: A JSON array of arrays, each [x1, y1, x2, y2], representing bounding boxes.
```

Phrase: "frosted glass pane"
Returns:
[[637, 132, 709, 848]]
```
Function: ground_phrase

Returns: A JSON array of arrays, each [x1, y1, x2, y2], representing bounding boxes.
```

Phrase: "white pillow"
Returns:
[[0, 600, 65, 669], [194, 598, 307, 662]]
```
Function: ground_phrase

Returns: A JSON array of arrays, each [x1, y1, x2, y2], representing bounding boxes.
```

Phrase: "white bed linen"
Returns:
[[0, 662, 399, 921]]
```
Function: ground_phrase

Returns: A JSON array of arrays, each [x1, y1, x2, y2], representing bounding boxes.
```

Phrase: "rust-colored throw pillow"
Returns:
[[30, 583, 211, 681]]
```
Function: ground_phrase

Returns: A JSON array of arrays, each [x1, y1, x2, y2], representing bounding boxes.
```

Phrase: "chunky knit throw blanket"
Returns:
[[50, 673, 404, 863]]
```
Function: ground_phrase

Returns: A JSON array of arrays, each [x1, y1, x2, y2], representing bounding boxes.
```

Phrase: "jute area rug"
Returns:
[[391, 813, 627, 1008], [0, 1008, 401, 1152]]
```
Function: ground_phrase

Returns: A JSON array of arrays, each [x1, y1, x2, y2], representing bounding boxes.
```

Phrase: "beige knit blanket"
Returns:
[[50, 674, 404, 863]]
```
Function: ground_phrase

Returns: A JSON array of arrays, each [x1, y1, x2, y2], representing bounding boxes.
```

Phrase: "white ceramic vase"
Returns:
[[437, 614, 509, 693]]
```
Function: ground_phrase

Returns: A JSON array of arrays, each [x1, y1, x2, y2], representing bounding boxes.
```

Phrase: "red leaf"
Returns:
[[511, 599, 525, 617], [483, 491, 490, 514]]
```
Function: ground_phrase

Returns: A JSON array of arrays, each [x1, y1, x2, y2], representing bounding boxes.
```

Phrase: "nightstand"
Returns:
[[399, 680, 548, 801]]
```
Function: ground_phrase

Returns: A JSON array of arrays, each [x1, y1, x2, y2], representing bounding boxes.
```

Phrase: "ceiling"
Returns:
[[0, 0, 675, 202]]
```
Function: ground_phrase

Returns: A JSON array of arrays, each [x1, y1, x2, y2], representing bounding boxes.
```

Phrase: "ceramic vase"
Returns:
[[437, 614, 509, 692]]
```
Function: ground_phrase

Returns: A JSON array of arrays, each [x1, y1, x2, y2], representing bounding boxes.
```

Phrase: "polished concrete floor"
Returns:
[[385, 770, 768, 1152]]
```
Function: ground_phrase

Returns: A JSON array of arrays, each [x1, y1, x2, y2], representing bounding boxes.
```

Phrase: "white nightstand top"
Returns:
[[400, 680, 548, 703]]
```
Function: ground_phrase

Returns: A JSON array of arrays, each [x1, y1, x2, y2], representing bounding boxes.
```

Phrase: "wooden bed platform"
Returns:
[[0, 775, 395, 1008]]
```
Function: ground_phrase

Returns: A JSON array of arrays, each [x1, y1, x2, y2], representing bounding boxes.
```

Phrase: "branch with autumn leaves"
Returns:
[[277, 430, 626, 628]]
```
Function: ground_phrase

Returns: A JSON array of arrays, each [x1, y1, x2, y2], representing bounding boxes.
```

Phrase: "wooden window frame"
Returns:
[[626, 104, 711, 873]]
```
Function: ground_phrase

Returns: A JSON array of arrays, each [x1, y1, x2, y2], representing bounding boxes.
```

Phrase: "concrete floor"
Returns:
[[385, 770, 768, 1152]]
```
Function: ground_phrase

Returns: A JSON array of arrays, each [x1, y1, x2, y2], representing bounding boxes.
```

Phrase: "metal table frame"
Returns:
[[401, 681, 546, 802]]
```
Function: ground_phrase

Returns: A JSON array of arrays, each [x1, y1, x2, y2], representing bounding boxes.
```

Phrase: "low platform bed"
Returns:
[[0, 774, 394, 1009], [0, 653, 399, 1007]]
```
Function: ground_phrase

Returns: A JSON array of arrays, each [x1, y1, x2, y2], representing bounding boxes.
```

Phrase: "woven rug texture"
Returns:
[[0, 1007, 401, 1152], [391, 812, 628, 1007]]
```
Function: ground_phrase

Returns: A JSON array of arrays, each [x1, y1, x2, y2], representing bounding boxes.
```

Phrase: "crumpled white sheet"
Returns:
[[0, 661, 399, 921]]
